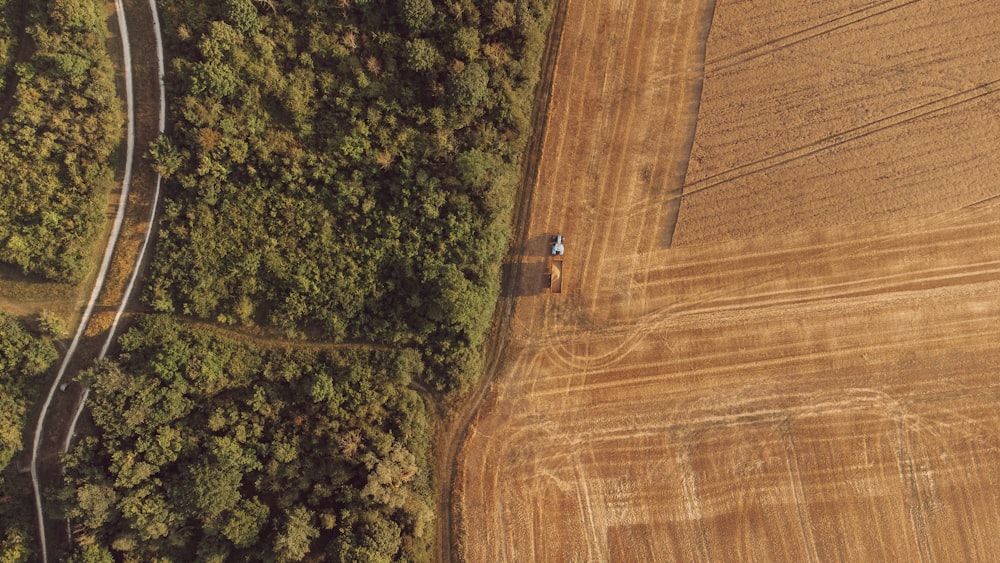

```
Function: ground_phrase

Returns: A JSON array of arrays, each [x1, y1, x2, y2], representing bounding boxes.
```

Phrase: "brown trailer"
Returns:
[[547, 255, 564, 293]]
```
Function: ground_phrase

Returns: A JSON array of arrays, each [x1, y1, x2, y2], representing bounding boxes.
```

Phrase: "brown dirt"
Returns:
[[454, 0, 1000, 560]]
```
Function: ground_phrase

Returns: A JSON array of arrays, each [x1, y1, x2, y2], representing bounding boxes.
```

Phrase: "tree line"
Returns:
[[59, 0, 555, 559], [147, 0, 552, 392]]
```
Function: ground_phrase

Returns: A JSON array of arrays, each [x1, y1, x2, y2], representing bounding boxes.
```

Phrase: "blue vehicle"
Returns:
[[551, 234, 565, 256]]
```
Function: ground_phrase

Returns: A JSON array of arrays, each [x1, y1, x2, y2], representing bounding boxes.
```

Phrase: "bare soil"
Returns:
[[454, 0, 1000, 560]]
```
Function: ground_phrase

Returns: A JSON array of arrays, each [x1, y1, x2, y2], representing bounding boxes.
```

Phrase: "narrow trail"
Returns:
[[29, 0, 165, 559], [432, 0, 570, 560]]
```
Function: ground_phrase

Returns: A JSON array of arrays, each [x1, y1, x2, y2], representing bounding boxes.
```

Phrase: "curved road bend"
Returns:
[[29, 0, 165, 559], [62, 0, 166, 456]]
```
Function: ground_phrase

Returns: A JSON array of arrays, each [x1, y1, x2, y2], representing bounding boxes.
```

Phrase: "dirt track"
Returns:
[[455, 0, 1000, 560], [29, 0, 164, 558]]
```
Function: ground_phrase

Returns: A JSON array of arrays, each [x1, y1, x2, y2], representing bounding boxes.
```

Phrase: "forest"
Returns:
[[0, 312, 57, 561], [147, 0, 552, 392], [0, 0, 121, 282], [54, 0, 555, 559], [64, 314, 433, 561]]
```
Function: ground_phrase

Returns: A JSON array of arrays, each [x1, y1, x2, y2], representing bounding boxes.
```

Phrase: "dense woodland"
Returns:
[[64, 315, 433, 561], [0, 0, 121, 281], [147, 0, 551, 392], [0, 0, 16, 87], [55, 0, 555, 560], [0, 312, 57, 562]]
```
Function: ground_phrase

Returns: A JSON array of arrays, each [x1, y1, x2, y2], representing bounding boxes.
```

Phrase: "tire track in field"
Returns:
[[584, 0, 645, 310], [896, 420, 933, 563], [633, 206, 1000, 320], [651, 257, 1000, 319], [587, 212, 1000, 367], [531, 270, 1000, 395], [684, 79, 1000, 196], [780, 420, 820, 563], [705, 0, 920, 77], [528, 328, 992, 401], [639, 202, 1000, 299], [678, 445, 713, 562], [545, 244, 1000, 379]]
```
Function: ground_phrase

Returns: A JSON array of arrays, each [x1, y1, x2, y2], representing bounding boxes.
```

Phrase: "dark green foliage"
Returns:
[[0, 0, 122, 281], [0, 0, 17, 90], [0, 311, 57, 480], [64, 315, 434, 561], [66, 0, 556, 558], [149, 0, 554, 392], [401, 0, 435, 34], [0, 525, 32, 563], [0, 312, 57, 562]]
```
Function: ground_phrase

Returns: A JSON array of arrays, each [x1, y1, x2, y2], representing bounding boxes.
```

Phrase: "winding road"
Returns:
[[28, 0, 165, 559]]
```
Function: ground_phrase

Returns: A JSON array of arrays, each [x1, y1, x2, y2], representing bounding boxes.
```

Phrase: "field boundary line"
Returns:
[[435, 0, 571, 560]]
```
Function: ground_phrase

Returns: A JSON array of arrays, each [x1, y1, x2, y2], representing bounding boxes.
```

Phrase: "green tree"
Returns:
[[405, 38, 441, 72], [274, 505, 318, 561], [0, 525, 30, 563], [401, 0, 435, 34], [491, 1, 516, 30], [222, 497, 269, 548], [451, 61, 490, 108]]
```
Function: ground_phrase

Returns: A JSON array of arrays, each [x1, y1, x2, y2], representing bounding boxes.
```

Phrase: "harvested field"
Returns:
[[454, 0, 1000, 560]]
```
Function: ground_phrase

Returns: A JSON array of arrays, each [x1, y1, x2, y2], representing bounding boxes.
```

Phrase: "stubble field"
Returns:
[[455, 0, 1000, 560]]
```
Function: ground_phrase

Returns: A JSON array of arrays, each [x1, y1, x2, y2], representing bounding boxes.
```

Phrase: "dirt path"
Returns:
[[431, 0, 571, 560], [29, 0, 164, 558], [61, 0, 166, 456]]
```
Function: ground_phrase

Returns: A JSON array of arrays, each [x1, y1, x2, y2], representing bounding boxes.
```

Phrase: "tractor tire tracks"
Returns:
[[684, 79, 1000, 197]]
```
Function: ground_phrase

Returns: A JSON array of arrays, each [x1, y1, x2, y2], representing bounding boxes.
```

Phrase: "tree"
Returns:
[[491, 1, 517, 30], [222, 497, 269, 548], [0, 526, 31, 563], [405, 38, 441, 72], [72, 483, 117, 529], [274, 505, 318, 561], [401, 0, 435, 34], [451, 61, 490, 108]]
